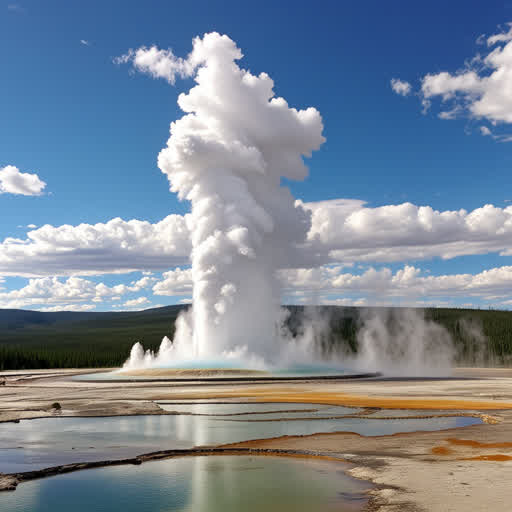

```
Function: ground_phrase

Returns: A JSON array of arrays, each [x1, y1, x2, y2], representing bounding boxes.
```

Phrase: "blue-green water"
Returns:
[[72, 363, 358, 381], [0, 456, 370, 512], [0, 409, 480, 474], [366, 409, 469, 418]]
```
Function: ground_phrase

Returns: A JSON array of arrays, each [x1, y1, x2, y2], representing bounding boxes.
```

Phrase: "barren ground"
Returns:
[[1, 367, 512, 511]]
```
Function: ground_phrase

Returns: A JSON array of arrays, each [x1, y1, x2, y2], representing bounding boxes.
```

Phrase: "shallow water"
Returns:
[[366, 409, 474, 418], [72, 364, 361, 381], [0, 455, 369, 512], [0, 410, 480, 473]]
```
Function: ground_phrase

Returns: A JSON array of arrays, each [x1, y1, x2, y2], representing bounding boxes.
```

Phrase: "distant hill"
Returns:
[[1, 305, 512, 370], [0, 305, 186, 331], [0, 306, 186, 369]]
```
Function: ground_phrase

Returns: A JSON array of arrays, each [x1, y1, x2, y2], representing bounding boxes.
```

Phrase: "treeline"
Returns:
[[426, 308, 512, 364], [0, 337, 166, 370], [1, 306, 512, 370], [0, 306, 182, 370], [286, 306, 512, 366], [0, 346, 131, 370]]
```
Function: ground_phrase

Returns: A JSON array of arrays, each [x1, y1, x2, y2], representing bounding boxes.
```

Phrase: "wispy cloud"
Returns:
[[7, 3, 25, 13], [479, 125, 512, 143], [114, 45, 196, 84], [390, 78, 412, 96]]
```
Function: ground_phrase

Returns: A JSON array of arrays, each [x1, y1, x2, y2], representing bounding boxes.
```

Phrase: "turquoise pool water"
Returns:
[[71, 363, 364, 381], [0, 455, 370, 512]]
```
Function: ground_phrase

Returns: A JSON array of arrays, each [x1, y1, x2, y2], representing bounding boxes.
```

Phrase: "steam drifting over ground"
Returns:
[[348, 308, 454, 377]]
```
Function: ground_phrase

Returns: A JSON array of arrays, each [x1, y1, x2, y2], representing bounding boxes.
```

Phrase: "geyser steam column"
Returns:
[[124, 32, 324, 369]]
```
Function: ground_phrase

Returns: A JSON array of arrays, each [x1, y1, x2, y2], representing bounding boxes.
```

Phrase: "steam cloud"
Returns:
[[122, 33, 459, 376], [123, 33, 325, 369], [347, 308, 455, 377]]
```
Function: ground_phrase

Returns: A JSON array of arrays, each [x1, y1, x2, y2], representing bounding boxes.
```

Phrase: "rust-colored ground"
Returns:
[[430, 437, 512, 461], [177, 388, 512, 410], [431, 445, 454, 455], [445, 437, 512, 449], [461, 454, 512, 461]]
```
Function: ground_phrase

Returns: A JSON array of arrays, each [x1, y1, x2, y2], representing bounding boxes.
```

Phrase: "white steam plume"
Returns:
[[121, 33, 458, 377], [123, 33, 325, 369], [456, 317, 496, 367], [346, 308, 455, 376]]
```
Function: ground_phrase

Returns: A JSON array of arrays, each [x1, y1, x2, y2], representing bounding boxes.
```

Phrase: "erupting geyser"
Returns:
[[124, 32, 325, 370]]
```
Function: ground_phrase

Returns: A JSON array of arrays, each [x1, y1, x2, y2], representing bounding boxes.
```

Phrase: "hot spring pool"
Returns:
[[0, 455, 370, 512], [71, 363, 376, 381], [0, 403, 481, 473]]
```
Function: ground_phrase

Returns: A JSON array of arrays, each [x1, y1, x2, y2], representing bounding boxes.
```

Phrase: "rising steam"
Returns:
[[122, 33, 459, 376], [346, 308, 455, 377], [123, 32, 325, 369]]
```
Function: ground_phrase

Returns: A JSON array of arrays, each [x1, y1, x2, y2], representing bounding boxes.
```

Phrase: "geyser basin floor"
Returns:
[[0, 407, 480, 473], [72, 366, 376, 382], [156, 401, 356, 417], [0, 455, 370, 512], [2, 369, 512, 512]]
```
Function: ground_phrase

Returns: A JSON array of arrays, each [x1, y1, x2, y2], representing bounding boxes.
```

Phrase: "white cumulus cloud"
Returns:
[[0, 214, 191, 277], [280, 264, 512, 305], [152, 267, 192, 296], [403, 22, 512, 135], [0, 165, 46, 196], [0, 274, 157, 310], [390, 78, 412, 96], [123, 296, 150, 308], [302, 199, 512, 264], [114, 45, 196, 84], [38, 304, 96, 312], [1, 199, 512, 277]]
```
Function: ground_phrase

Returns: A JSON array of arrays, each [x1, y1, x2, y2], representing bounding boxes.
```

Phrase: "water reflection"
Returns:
[[0, 410, 481, 474], [0, 456, 370, 512]]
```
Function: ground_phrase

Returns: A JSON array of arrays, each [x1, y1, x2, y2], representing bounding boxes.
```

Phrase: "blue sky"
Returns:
[[2, 0, 512, 311]]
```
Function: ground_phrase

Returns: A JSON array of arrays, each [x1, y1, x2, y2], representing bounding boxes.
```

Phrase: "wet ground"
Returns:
[[0, 402, 479, 473]]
